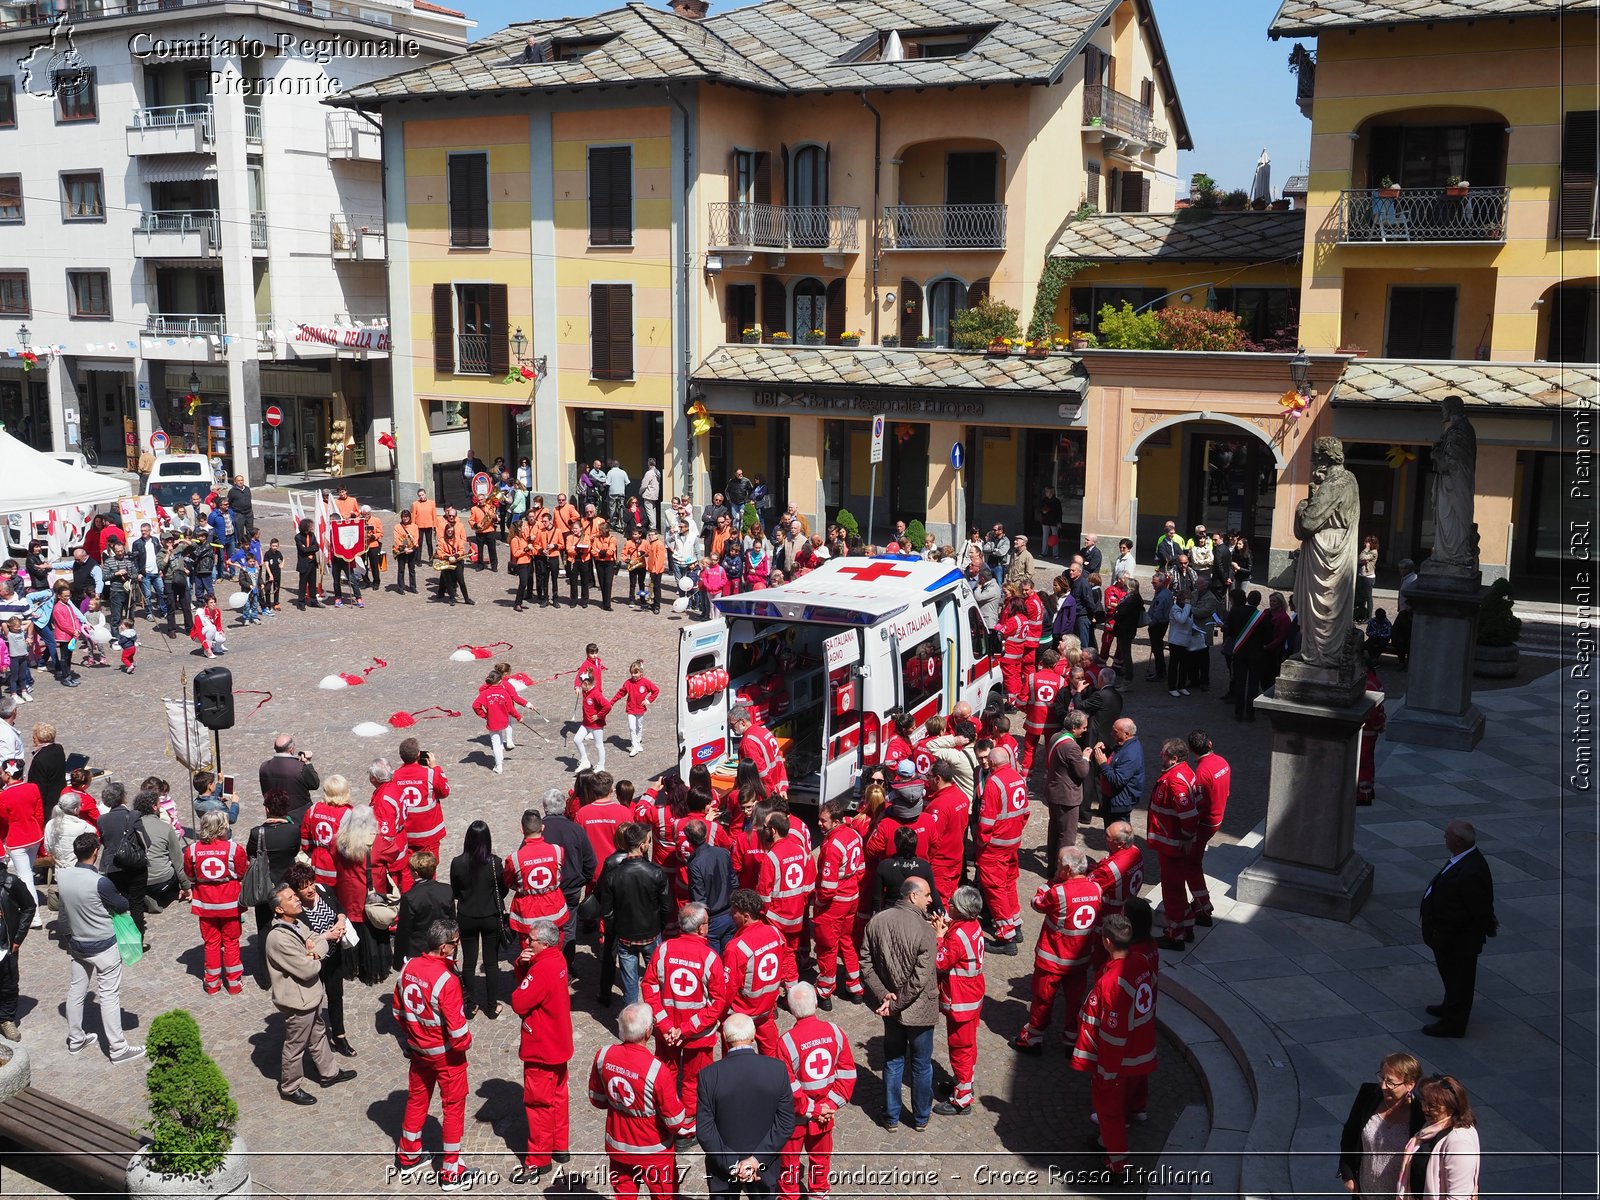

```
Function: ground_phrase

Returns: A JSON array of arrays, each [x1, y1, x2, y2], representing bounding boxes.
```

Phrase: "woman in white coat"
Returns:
[[1396, 1075, 1479, 1200]]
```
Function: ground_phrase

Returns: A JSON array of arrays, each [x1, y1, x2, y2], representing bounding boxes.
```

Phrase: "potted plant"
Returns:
[[799, 328, 824, 346], [914, 335, 934, 348], [1377, 176, 1401, 199], [881, 334, 900, 348], [740, 326, 760, 344], [127, 1011, 249, 1198], [1270, 197, 1292, 211], [839, 330, 862, 346], [1221, 188, 1250, 211], [1251, 197, 1268, 211], [1189, 172, 1217, 206], [1473, 577, 1521, 678], [770, 330, 792, 344], [1445, 176, 1470, 198], [1070, 331, 1098, 350], [1024, 338, 1050, 359]]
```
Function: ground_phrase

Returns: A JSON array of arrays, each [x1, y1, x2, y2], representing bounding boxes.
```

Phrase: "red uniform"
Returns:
[[393, 953, 474, 1184], [505, 836, 569, 937], [778, 1015, 856, 1200], [863, 808, 939, 877], [813, 824, 865, 1000], [1088, 844, 1145, 916], [756, 834, 813, 984], [370, 781, 411, 894], [975, 765, 1030, 944], [473, 680, 523, 733], [394, 760, 450, 854], [1017, 878, 1101, 1045], [730, 822, 764, 891], [1148, 761, 1200, 942], [996, 609, 1027, 702], [722, 918, 786, 1057], [612, 676, 662, 715], [1020, 666, 1067, 771], [1188, 750, 1231, 922], [924, 783, 970, 903], [299, 800, 349, 888], [182, 838, 248, 994], [935, 917, 986, 1111], [910, 736, 942, 779], [581, 685, 613, 730], [511, 943, 573, 1169], [882, 734, 914, 774], [580, 799, 632, 878], [1021, 592, 1044, 678], [739, 720, 789, 796], [1072, 951, 1159, 1174], [587, 1041, 685, 1200], [641, 933, 727, 1136]]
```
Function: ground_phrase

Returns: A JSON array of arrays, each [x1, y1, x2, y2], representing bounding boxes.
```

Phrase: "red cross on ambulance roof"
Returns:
[[835, 562, 914, 583]]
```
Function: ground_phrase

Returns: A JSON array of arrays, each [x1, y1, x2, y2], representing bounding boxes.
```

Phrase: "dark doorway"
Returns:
[[1184, 428, 1277, 545], [888, 422, 929, 532], [945, 151, 997, 247]]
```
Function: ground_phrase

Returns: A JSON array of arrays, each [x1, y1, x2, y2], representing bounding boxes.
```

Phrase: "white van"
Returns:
[[144, 454, 216, 511], [677, 557, 1004, 806]]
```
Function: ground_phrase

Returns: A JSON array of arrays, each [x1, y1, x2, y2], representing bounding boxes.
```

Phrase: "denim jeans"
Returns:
[[140, 573, 167, 616], [242, 592, 260, 622], [882, 1020, 934, 1126], [615, 936, 659, 1008]]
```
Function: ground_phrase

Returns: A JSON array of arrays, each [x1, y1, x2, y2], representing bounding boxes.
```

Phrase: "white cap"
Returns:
[[814, 546, 831, 560], [360, 505, 372, 514]]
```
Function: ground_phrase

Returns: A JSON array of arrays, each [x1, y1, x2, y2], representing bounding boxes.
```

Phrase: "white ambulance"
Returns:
[[676, 556, 1004, 805]]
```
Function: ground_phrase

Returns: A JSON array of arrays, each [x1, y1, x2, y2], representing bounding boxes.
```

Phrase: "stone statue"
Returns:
[[1427, 394, 1479, 572], [1293, 436, 1360, 669]]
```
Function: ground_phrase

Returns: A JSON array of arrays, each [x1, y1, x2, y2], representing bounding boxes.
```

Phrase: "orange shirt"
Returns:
[[643, 538, 668, 574], [620, 540, 644, 569], [569, 520, 594, 561], [509, 531, 533, 565], [364, 516, 384, 549], [591, 533, 617, 563], [438, 521, 469, 561], [437, 515, 470, 549], [552, 504, 580, 539], [470, 502, 498, 534], [532, 526, 561, 557], [411, 498, 438, 530], [710, 527, 731, 559], [332, 495, 360, 519], [393, 522, 420, 554]]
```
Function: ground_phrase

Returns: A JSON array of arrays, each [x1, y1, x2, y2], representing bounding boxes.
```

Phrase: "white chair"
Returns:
[[1370, 191, 1411, 241]]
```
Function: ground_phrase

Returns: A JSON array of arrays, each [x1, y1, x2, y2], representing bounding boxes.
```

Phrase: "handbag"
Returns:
[[363, 859, 399, 930], [493, 858, 515, 954], [240, 826, 276, 908], [112, 911, 143, 966]]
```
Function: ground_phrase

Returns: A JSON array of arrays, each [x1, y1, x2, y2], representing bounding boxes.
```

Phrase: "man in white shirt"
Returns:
[[605, 460, 631, 527], [0, 699, 25, 766]]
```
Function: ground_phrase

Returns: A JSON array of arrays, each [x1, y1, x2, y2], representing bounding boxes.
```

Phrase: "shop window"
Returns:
[[588, 145, 633, 247], [66, 270, 110, 319], [0, 77, 14, 129], [899, 634, 943, 710], [427, 400, 468, 433], [54, 68, 96, 123], [446, 151, 489, 248], [61, 171, 104, 221], [0, 175, 19, 223]]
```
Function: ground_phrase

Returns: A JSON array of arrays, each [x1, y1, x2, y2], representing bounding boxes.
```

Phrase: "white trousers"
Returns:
[[574, 725, 605, 771], [7, 846, 37, 907], [628, 712, 645, 751]]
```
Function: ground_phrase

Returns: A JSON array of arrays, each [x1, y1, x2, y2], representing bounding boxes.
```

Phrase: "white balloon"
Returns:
[[352, 721, 389, 738], [672, 596, 691, 614], [449, 649, 477, 663], [317, 675, 349, 690], [88, 626, 113, 645], [227, 592, 249, 610]]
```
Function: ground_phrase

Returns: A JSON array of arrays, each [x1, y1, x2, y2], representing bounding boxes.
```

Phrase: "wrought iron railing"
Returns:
[[330, 213, 386, 257], [879, 204, 1007, 250], [128, 103, 214, 142], [136, 209, 221, 246], [707, 203, 859, 252], [1083, 84, 1156, 142], [1334, 186, 1510, 243], [250, 211, 268, 248], [145, 313, 225, 337], [456, 333, 489, 374]]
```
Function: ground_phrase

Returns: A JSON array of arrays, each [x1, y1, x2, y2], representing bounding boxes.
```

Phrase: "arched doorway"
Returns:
[[1128, 415, 1283, 559]]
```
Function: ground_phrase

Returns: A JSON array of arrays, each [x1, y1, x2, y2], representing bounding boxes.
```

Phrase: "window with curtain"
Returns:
[[926, 278, 967, 347], [793, 278, 826, 337]]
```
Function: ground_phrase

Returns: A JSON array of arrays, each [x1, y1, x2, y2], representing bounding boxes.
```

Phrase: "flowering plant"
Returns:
[[840, 331, 862, 344], [771, 331, 791, 341], [19, 352, 37, 372], [741, 327, 759, 337], [808, 329, 825, 339]]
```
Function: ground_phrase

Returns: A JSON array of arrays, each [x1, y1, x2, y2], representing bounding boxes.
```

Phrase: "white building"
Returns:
[[0, 0, 468, 483]]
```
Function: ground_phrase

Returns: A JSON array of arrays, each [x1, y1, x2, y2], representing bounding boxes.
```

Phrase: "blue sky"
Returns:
[[461, 0, 1313, 198]]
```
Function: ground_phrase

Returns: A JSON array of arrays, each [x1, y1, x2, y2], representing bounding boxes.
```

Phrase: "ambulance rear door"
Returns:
[[677, 618, 731, 778], [819, 629, 863, 804]]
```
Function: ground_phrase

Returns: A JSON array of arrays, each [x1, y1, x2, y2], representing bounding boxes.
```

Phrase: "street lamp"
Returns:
[[15, 325, 29, 351], [1289, 347, 1311, 397], [510, 326, 548, 382], [511, 327, 528, 360]]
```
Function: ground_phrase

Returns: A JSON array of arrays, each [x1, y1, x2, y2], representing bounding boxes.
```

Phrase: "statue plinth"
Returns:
[[1234, 684, 1380, 923], [1386, 568, 1488, 751]]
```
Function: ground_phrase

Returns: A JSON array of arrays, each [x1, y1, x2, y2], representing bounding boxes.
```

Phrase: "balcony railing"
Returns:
[[129, 103, 214, 138], [250, 211, 268, 249], [1083, 84, 1162, 146], [1333, 186, 1510, 243], [879, 204, 1007, 251], [330, 213, 386, 259], [327, 111, 382, 161], [146, 313, 225, 337], [126, 103, 213, 155], [244, 104, 263, 145], [133, 209, 221, 256], [707, 203, 859, 252], [456, 333, 489, 374]]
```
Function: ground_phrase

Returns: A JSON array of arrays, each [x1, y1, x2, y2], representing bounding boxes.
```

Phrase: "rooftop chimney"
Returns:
[[670, 0, 708, 18]]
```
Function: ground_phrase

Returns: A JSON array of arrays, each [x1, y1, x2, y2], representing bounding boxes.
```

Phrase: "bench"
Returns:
[[0, 1085, 143, 1195]]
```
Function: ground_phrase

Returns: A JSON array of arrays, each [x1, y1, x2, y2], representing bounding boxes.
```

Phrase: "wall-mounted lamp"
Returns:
[[15, 325, 29, 352], [884, 290, 897, 306], [510, 327, 548, 382], [188, 369, 201, 394], [704, 253, 724, 276], [1179, 292, 1193, 305], [1289, 347, 1311, 397]]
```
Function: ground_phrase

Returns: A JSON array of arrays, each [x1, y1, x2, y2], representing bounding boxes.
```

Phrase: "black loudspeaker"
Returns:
[[193, 666, 235, 731]]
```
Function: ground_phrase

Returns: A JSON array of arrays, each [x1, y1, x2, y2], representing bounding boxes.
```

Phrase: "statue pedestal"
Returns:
[[1235, 663, 1379, 922], [1386, 569, 1487, 751]]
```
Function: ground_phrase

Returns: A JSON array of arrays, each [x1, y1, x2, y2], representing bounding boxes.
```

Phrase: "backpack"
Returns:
[[111, 815, 148, 873]]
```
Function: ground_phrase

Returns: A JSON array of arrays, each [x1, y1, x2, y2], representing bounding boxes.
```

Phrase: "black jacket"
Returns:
[[96, 805, 146, 879], [696, 1046, 796, 1183], [1339, 1082, 1424, 1186], [26, 742, 65, 824], [247, 819, 301, 889], [394, 879, 455, 966], [258, 753, 321, 813], [1419, 847, 1497, 954], [543, 814, 597, 903], [0, 864, 37, 950], [227, 485, 254, 528], [450, 853, 503, 923], [687, 842, 733, 917], [876, 856, 941, 913], [596, 854, 672, 944], [1078, 684, 1123, 752]]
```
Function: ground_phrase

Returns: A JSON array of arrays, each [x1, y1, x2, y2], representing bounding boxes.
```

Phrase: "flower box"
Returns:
[[986, 341, 1013, 356], [1025, 346, 1050, 359], [881, 335, 900, 348], [1377, 186, 1401, 199], [799, 332, 823, 346]]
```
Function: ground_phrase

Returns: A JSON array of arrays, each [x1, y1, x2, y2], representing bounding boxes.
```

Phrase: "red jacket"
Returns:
[[739, 721, 788, 795], [183, 838, 248, 916], [511, 944, 573, 1066], [581, 686, 613, 730], [936, 917, 986, 1022], [580, 800, 632, 871], [611, 676, 661, 716], [0, 783, 44, 851], [1023, 667, 1067, 737], [641, 934, 727, 1049], [882, 734, 914, 773], [865, 809, 938, 875], [977, 766, 1029, 852], [473, 681, 523, 733], [1071, 952, 1158, 1079], [924, 784, 970, 893], [1088, 845, 1145, 915], [392, 952, 472, 1061], [815, 824, 865, 910], [575, 655, 606, 695], [996, 611, 1026, 658], [911, 736, 943, 778], [394, 762, 450, 848], [1022, 591, 1044, 644], [730, 822, 763, 890], [780, 1015, 856, 1120], [61, 786, 100, 827], [755, 834, 814, 934], [723, 919, 785, 1018], [299, 801, 349, 887], [370, 782, 408, 892], [505, 836, 568, 931], [1031, 877, 1102, 973], [587, 1041, 685, 1160], [1147, 761, 1199, 853], [1192, 751, 1231, 838]]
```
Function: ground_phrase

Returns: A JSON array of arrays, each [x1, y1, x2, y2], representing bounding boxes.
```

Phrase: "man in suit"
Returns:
[[697, 1012, 796, 1197], [258, 734, 321, 824], [1419, 819, 1498, 1038]]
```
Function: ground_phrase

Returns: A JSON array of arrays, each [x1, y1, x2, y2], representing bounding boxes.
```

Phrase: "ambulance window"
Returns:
[[968, 606, 987, 658], [685, 652, 721, 714], [899, 635, 943, 710]]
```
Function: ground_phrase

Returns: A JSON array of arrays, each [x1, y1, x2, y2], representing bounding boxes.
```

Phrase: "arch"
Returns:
[[1536, 278, 1599, 363], [1350, 107, 1510, 191], [788, 142, 828, 207], [790, 276, 826, 337], [924, 274, 970, 348], [1123, 411, 1286, 470]]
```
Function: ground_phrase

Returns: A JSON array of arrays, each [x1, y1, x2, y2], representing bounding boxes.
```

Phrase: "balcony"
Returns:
[[456, 333, 490, 375], [244, 104, 263, 147], [146, 313, 224, 337], [126, 104, 213, 156], [1082, 85, 1165, 151], [143, 313, 224, 361], [133, 210, 220, 258], [330, 213, 386, 260], [1333, 186, 1510, 244], [251, 211, 269, 251], [879, 204, 1007, 251], [707, 203, 859, 253], [327, 112, 382, 161]]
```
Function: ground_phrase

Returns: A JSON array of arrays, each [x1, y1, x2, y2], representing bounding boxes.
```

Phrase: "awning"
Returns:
[[137, 155, 218, 184]]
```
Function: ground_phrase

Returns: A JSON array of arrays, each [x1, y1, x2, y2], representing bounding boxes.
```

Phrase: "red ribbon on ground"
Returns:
[[339, 657, 389, 685], [455, 642, 514, 660], [232, 690, 273, 719], [389, 706, 461, 728]]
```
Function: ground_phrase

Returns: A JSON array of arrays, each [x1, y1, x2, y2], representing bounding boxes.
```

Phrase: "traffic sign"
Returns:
[[472, 471, 493, 501], [870, 414, 886, 465], [951, 441, 965, 471], [149, 431, 169, 453], [264, 405, 283, 428]]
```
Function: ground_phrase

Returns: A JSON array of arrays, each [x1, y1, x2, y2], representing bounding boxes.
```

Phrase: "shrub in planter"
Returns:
[[142, 1011, 238, 1179], [881, 334, 900, 348], [740, 502, 761, 534], [835, 509, 860, 540], [904, 519, 927, 550], [950, 296, 1022, 351], [1476, 578, 1521, 647]]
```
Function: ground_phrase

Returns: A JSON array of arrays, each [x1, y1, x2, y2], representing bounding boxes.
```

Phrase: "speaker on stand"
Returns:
[[193, 666, 234, 784]]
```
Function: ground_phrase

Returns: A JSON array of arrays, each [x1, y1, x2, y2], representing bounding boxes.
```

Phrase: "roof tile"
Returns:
[[1051, 209, 1306, 262], [692, 344, 1087, 394], [1269, 0, 1576, 37], [1332, 358, 1599, 410]]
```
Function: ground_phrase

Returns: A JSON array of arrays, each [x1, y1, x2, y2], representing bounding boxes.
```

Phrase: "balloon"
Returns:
[[317, 675, 349, 690], [449, 649, 478, 663], [672, 595, 691, 614], [352, 722, 389, 738], [227, 592, 249, 610], [88, 626, 112, 646]]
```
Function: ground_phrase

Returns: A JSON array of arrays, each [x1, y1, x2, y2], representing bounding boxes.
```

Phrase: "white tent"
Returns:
[[0, 429, 131, 513]]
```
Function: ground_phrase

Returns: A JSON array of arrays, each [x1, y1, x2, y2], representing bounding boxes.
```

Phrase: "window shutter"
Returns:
[[432, 284, 454, 372], [754, 152, 772, 206], [821, 143, 831, 206], [1140, 174, 1151, 214], [1559, 110, 1599, 239], [1140, 78, 1154, 109], [447, 154, 489, 248], [487, 285, 509, 374], [728, 150, 739, 207], [761, 275, 787, 339], [609, 285, 633, 379], [726, 284, 740, 343], [824, 279, 846, 343], [1106, 168, 1121, 213], [966, 277, 989, 307], [777, 144, 789, 207], [899, 278, 922, 343], [1085, 161, 1100, 210], [590, 286, 612, 379], [1083, 45, 1101, 85], [1120, 170, 1145, 213], [1417, 288, 1457, 359], [589, 146, 632, 246]]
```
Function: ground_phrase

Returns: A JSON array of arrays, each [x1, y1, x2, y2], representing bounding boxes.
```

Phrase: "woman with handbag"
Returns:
[[450, 820, 506, 1019], [590, 519, 618, 612], [247, 791, 302, 989], [334, 806, 390, 985], [284, 861, 357, 1057]]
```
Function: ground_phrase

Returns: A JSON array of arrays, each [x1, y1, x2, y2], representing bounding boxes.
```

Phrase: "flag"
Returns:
[[162, 696, 215, 772], [314, 487, 333, 555]]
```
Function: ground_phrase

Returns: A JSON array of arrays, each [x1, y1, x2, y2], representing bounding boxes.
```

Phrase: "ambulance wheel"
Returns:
[[984, 686, 1004, 716]]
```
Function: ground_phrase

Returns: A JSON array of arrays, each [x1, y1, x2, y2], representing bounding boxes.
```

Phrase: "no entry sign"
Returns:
[[264, 406, 283, 428]]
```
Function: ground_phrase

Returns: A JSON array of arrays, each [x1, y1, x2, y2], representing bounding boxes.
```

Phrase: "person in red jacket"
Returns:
[[1147, 739, 1200, 950], [1073, 913, 1158, 1182], [640, 902, 727, 1140], [932, 885, 986, 1116], [1186, 730, 1231, 928], [722, 888, 786, 1057], [393, 737, 450, 858], [611, 659, 661, 759], [1087, 822, 1144, 919], [923, 760, 969, 904], [574, 643, 606, 697], [1019, 577, 1045, 677], [505, 810, 569, 948], [755, 813, 813, 986], [1011, 847, 1101, 1052], [730, 705, 788, 797], [299, 775, 353, 889], [0, 763, 44, 918], [995, 592, 1028, 705], [472, 664, 525, 775], [575, 670, 613, 773], [183, 809, 249, 994], [880, 710, 915, 775], [812, 799, 865, 1008], [393, 917, 481, 1190], [1020, 648, 1067, 772], [578, 772, 631, 879], [511, 919, 572, 1184], [778, 982, 856, 1200], [368, 758, 412, 895], [588, 1003, 686, 1200], [974, 746, 1030, 953]]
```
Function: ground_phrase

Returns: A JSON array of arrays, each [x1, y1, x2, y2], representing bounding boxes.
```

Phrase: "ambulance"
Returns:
[[676, 556, 1004, 806]]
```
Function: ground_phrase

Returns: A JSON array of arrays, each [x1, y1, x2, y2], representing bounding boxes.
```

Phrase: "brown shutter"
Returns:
[[1083, 45, 1101, 85], [1559, 110, 1599, 239], [609, 285, 633, 379], [1140, 174, 1151, 214], [966, 278, 989, 307], [776, 144, 789, 207], [590, 286, 611, 379], [726, 284, 740, 343], [761, 275, 786, 340], [1106, 168, 1121, 213], [486, 284, 509, 374], [432, 283, 454, 372], [1120, 170, 1144, 213], [589, 146, 632, 246], [899, 278, 922, 343], [1105, 54, 1116, 90], [1085, 161, 1100, 210], [728, 150, 738, 206], [1140, 78, 1154, 109], [754, 152, 772, 206], [448, 154, 488, 248], [824, 278, 846, 343], [822, 143, 831, 206]]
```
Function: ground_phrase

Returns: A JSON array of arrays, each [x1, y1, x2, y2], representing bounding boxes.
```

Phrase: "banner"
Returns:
[[291, 323, 391, 353], [119, 495, 160, 531], [329, 517, 364, 563], [162, 697, 215, 772]]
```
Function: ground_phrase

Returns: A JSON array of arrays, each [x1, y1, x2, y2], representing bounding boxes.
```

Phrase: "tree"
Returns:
[[950, 296, 1022, 350], [143, 1010, 239, 1178], [1095, 302, 1163, 350]]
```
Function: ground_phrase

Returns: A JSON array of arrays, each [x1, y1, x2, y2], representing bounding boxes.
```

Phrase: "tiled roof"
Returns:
[[1269, 0, 1578, 38], [1330, 359, 1600, 410], [1050, 210, 1306, 262], [412, 0, 467, 16], [692, 344, 1087, 394], [1282, 174, 1309, 195], [341, 0, 1119, 101]]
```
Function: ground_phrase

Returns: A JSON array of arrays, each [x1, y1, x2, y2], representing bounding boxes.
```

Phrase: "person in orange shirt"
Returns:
[[509, 517, 534, 612], [533, 511, 562, 607], [708, 513, 734, 562], [590, 519, 618, 613], [331, 485, 360, 519], [469, 497, 499, 571], [411, 488, 439, 563], [361, 506, 384, 588], [393, 510, 421, 594], [436, 508, 474, 605], [642, 531, 668, 615], [620, 531, 646, 610], [567, 507, 598, 608]]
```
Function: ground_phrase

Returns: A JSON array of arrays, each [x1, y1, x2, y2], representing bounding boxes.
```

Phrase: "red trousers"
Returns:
[[609, 1153, 677, 1200], [945, 1017, 978, 1108], [1183, 832, 1214, 920], [1024, 965, 1089, 1040], [1091, 1073, 1130, 1170], [976, 847, 1021, 940], [1157, 848, 1192, 940], [734, 1011, 780, 1058], [1001, 655, 1024, 701], [120, 646, 136, 670], [197, 914, 243, 993], [399, 1057, 468, 1174], [522, 1062, 569, 1168], [776, 925, 802, 985], [657, 1040, 712, 1134], [811, 901, 861, 998], [779, 1121, 834, 1200]]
